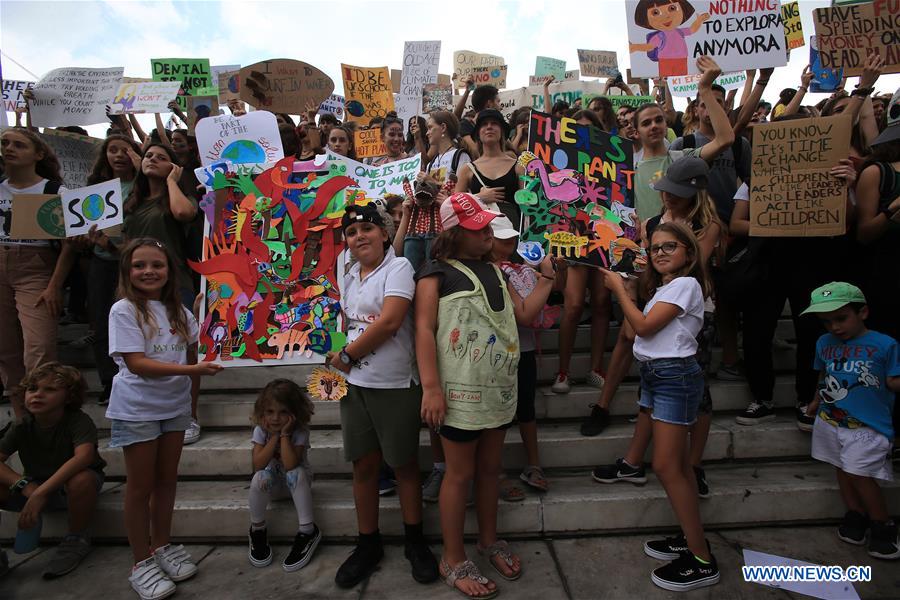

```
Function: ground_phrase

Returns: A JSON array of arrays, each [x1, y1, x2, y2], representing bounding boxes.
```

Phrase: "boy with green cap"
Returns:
[[801, 282, 900, 560]]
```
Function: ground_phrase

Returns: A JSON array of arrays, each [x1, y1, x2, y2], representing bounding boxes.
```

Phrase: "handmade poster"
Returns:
[[60, 179, 123, 237], [390, 69, 402, 94], [626, 0, 787, 77], [422, 83, 454, 113], [529, 80, 605, 111], [151, 58, 211, 110], [750, 115, 851, 237], [186, 95, 220, 130], [438, 73, 453, 86], [324, 153, 422, 198], [599, 95, 656, 112], [520, 110, 643, 271], [29, 67, 123, 127], [239, 59, 334, 114], [396, 40, 441, 125], [2, 79, 33, 111], [577, 50, 620, 78], [667, 70, 747, 97], [469, 65, 508, 88], [781, 1, 805, 50], [318, 94, 345, 119], [196, 111, 284, 167], [212, 64, 241, 103], [452, 50, 505, 84], [341, 64, 395, 124], [813, 2, 900, 76], [109, 80, 182, 115], [809, 36, 843, 93], [565, 69, 580, 80], [306, 367, 348, 401], [8, 194, 65, 240], [41, 129, 105, 188], [192, 156, 355, 366], [626, 69, 651, 95], [535, 56, 567, 82], [353, 129, 387, 159]]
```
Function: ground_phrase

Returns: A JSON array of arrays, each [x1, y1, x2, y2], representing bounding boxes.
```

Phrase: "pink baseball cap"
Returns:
[[440, 193, 502, 230]]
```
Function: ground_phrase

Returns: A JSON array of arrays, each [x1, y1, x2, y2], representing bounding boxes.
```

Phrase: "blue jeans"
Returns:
[[638, 357, 704, 426], [403, 234, 435, 273]]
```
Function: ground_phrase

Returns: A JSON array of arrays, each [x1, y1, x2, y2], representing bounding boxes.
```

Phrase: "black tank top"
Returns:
[[467, 162, 521, 226]]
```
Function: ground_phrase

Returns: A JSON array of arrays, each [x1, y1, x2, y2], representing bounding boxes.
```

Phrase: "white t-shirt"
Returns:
[[341, 248, 417, 389], [251, 425, 311, 472], [734, 182, 749, 202], [0, 178, 67, 247], [427, 148, 471, 185], [633, 277, 704, 361], [106, 299, 200, 421]]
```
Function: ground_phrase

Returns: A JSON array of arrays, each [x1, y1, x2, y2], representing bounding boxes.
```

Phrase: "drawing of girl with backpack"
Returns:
[[629, 0, 710, 77]]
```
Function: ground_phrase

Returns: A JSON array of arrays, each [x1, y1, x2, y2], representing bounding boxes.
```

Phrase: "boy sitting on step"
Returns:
[[0, 362, 107, 578], [802, 282, 900, 560]]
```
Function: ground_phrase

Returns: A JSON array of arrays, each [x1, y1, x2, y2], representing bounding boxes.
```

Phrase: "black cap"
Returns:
[[651, 156, 709, 197], [341, 202, 385, 232], [473, 109, 509, 142]]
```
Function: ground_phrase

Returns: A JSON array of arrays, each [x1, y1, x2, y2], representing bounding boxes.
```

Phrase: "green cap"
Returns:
[[800, 282, 867, 315]]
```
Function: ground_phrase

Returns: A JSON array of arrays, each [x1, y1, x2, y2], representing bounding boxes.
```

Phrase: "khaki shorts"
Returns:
[[340, 383, 422, 468]]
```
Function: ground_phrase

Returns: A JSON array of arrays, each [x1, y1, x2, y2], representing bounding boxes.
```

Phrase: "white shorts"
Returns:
[[811, 417, 893, 482]]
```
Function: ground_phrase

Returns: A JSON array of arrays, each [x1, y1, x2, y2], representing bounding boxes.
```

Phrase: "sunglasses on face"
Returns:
[[649, 241, 683, 256]]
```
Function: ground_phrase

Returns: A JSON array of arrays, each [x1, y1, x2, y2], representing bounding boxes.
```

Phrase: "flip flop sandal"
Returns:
[[519, 466, 549, 492], [440, 559, 499, 599], [477, 540, 522, 581], [499, 481, 525, 502]]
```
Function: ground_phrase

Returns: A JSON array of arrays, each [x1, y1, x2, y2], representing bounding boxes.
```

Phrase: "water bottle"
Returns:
[[13, 514, 42, 554]]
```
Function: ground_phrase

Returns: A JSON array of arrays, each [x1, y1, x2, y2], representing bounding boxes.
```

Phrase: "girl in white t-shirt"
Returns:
[[600, 222, 719, 592], [106, 238, 222, 600]]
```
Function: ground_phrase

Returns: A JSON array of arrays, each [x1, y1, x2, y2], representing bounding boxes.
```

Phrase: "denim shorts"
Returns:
[[638, 357, 704, 426], [109, 413, 192, 448]]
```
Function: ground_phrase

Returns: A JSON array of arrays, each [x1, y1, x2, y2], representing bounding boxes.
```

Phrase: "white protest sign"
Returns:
[[61, 179, 123, 237], [452, 50, 505, 85], [396, 40, 441, 125], [325, 152, 422, 197], [41, 130, 105, 189], [577, 50, 620, 78], [318, 94, 345, 119], [2, 80, 33, 111], [457, 88, 528, 122], [196, 111, 284, 167], [529, 80, 605, 111], [30, 67, 124, 127], [626, 0, 787, 78], [109, 80, 182, 114], [667, 70, 748, 97], [565, 69, 580, 80]]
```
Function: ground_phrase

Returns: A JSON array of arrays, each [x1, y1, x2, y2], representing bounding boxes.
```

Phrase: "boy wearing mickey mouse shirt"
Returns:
[[803, 282, 900, 560]]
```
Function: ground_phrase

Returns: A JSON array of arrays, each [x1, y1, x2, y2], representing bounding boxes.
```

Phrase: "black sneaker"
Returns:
[[248, 527, 272, 567], [867, 520, 900, 559], [735, 402, 776, 426], [335, 540, 384, 588], [592, 458, 647, 485], [796, 406, 815, 432], [580, 404, 611, 436], [693, 466, 710, 499], [378, 465, 397, 496], [283, 525, 322, 572], [644, 533, 688, 560], [404, 540, 439, 583], [838, 510, 868, 546], [651, 552, 720, 592]]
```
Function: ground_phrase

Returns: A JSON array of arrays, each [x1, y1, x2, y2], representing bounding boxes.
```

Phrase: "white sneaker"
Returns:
[[183, 419, 201, 445], [585, 371, 605, 389], [130, 557, 176, 600], [551, 372, 571, 394], [153, 543, 198, 582]]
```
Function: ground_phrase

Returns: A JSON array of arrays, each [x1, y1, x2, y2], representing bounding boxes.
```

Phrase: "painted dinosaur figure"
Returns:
[[544, 231, 588, 258], [520, 152, 581, 203]]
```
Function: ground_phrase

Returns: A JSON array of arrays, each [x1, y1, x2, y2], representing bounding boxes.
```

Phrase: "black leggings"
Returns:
[[516, 351, 537, 423]]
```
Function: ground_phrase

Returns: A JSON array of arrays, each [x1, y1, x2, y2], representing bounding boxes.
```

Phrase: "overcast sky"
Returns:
[[2, 0, 899, 134]]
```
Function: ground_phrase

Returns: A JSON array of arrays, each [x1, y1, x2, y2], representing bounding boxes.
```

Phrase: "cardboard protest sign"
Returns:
[[61, 179, 123, 237], [452, 50, 505, 84], [2, 80, 33, 112], [520, 110, 642, 271], [438, 73, 452, 86], [565, 69, 580, 80], [41, 129, 104, 189], [109, 80, 182, 114], [151, 58, 211, 110], [211, 64, 241, 103], [396, 41, 441, 125], [750, 115, 851, 237], [29, 67, 123, 127], [186, 95, 220, 130], [469, 65, 508, 88], [391, 69, 402, 94], [535, 56, 567, 81], [196, 111, 284, 167], [626, 0, 787, 77], [318, 94, 345, 119], [353, 129, 387, 159], [239, 59, 334, 113], [813, 2, 900, 76], [809, 36, 843, 93], [781, 1, 805, 50], [8, 194, 65, 240], [667, 70, 747, 97], [577, 50, 620, 78], [193, 157, 352, 366], [325, 153, 422, 198], [626, 69, 651, 95], [341, 64, 395, 124], [422, 83, 454, 113]]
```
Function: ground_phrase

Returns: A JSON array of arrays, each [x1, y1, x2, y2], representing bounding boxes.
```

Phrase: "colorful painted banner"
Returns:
[[61, 179, 123, 237], [239, 59, 334, 113], [41, 129, 105, 189], [353, 129, 387, 159], [2, 79, 33, 111], [813, 2, 900, 76], [422, 83, 454, 113], [577, 50, 620, 78], [667, 70, 747, 97], [151, 58, 211, 110], [452, 50, 505, 84], [809, 36, 843, 93], [750, 115, 851, 237], [29, 67, 124, 127], [626, 0, 787, 77], [8, 194, 65, 240], [535, 56, 567, 81], [396, 40, 441, 125], [781, 1, 805, 50], [521, 110, 641, 271], [109, 80, 183, 115], [195, 111, 284, 167], [341, 64, 395, 124]]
